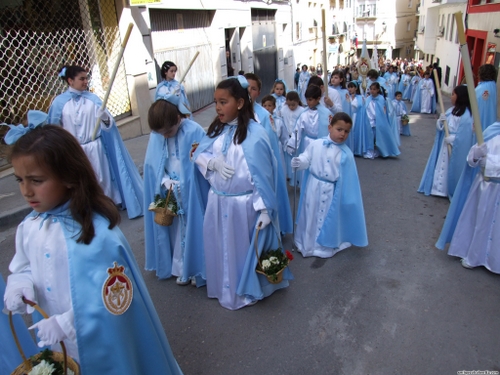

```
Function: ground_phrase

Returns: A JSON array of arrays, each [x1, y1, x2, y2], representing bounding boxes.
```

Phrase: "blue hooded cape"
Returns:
[[436, 122, 500, 250], [298, 139, 368, 248], [143, 119, 209, 284], [410, 79, 436, 113], [418, 108, 473, 198], [193, 120, 293, 301], [476, 80, 497, 131], [360, 95, 400, 157], [20, 208, 184, 374], [48, 91, 144, 219]]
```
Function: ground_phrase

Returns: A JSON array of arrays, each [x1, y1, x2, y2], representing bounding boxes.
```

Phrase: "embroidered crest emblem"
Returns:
[[190, 142, 199, 160], [482, 90, 489, 100], [102, 262, 133, 315]]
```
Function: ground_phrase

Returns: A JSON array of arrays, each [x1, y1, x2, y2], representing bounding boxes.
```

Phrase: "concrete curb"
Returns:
[[0, 205, 31, 229]]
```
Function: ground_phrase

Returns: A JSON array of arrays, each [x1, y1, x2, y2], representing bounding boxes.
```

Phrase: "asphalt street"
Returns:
[[1, 97, 499, 375]]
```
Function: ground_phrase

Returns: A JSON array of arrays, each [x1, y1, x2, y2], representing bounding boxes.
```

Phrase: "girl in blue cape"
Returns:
[[3, 124, 183, 374], [410, 73, 421, 103], [399, 68, 412, 101], [144, 95, 209, 286], [193, 76, 292, 310], [476, 64, 498, 131], [245, 73, 293, 234], [411, 70, 436, 114], [358, 82, 400, 159], [155, 61, 191, 112], [297, 64, 310, 105], [281, 91, 305, 183], [418, 85, 473, 198], [392, 91, 410, 136], [262, 94, 289, 178], [346, 81, 369, 156], [270, 79, 287, 117], [47, 65, 143, 219], [436, 122, 500, 273], [291, 112, 368, 257]]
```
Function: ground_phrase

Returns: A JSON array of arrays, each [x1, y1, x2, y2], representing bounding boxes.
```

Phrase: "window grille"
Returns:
[[0, 0, 131, 170]]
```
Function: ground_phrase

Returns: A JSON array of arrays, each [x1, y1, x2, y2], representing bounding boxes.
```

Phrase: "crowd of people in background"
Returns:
[[2, 53, 499, 374]]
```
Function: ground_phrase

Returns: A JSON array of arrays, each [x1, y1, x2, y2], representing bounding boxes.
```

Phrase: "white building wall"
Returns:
[[434, 4, 466, 94]]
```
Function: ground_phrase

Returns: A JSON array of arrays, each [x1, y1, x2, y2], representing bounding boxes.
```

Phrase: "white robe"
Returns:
[[419, 78, 435, 114], [7, 216, 79, 360], [431, 115, 460, 197], [294, 140, 350, 257], [60, 98, 121, 204], [447, 135, 500, 273], [196, 133, 265, 310]]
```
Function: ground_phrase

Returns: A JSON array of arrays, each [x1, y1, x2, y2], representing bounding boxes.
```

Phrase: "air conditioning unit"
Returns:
[[437, 26, 445, 36]]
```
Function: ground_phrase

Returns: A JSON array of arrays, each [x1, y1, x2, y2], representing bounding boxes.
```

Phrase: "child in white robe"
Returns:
[[291, 113, 368, 258], [262, 94, 289, 177], [194, 76, 290, 310], [3, 122, 183, 374]]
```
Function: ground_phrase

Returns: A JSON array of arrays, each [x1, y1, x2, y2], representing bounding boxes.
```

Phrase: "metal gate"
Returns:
[[150, 9, 216, 112], [251, 8, 277, 101], [0, 0, 131, 171]]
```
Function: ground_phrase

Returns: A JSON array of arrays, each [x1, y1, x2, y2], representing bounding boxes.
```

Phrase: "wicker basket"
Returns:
[[9, 298, 80, 375], [401, 118, 409, 126], [254, 225, 287, 284], [148, 185, 177, 226]]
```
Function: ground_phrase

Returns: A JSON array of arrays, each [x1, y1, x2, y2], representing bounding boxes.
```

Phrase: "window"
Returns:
[[445, 65, 450, 86], [407, 21, 411, 32], [449, 15, 455, 42], [445, 14, 451, 40], [408, 0, 412, 7], [296, 21, 302, 40]]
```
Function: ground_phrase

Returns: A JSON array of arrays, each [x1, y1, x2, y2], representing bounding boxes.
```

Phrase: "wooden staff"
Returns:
[[321, 9, 328, 98], [178, 51, 200, 84], [92, 23, 134, 141], [433, 68, 452, 155], [454, 12, 484, 145]]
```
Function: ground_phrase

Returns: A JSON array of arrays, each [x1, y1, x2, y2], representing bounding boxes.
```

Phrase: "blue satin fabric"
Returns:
[[410, 79, 436, 114], [254, 103, 293, 234], [155, 79, 191, 117], [363, 95, 400, 157], [193, 120, 292, 301], [37, 208, 184, 374], [143, 119, 209, 283], [47, 91, 144, 219], [332, 86, 355, 151], [436, 122, 500, 250], [417, 108, 473, 198], [476, 80, 497, 131], [297, 139, 368, 248]]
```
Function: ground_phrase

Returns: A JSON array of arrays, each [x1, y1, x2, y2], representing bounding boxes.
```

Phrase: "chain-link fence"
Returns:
[[0, 0, 130, 171]]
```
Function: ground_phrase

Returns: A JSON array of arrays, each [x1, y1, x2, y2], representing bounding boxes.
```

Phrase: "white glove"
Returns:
[[256, 209, 271, 229], [161, 177, 179, 190], [3, 285, 35, 314], [444, 135, 456, 145], [286, 145, 296, 156], [472, 143, 488, 162], [97, 108, 110, 123], [29, 316, 67, 347], [291, 157, 309, 170], [208, 156, 235, 180]]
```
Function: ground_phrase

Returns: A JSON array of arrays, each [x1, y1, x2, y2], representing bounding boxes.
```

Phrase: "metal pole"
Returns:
[[292, 129, 299, 252]]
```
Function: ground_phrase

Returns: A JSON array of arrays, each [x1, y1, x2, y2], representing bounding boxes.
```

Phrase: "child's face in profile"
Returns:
[[246, 79, 260, 103], [395, 94, 402, 101], [328, 120, 352, 144], [262, 100, 275, 114]]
